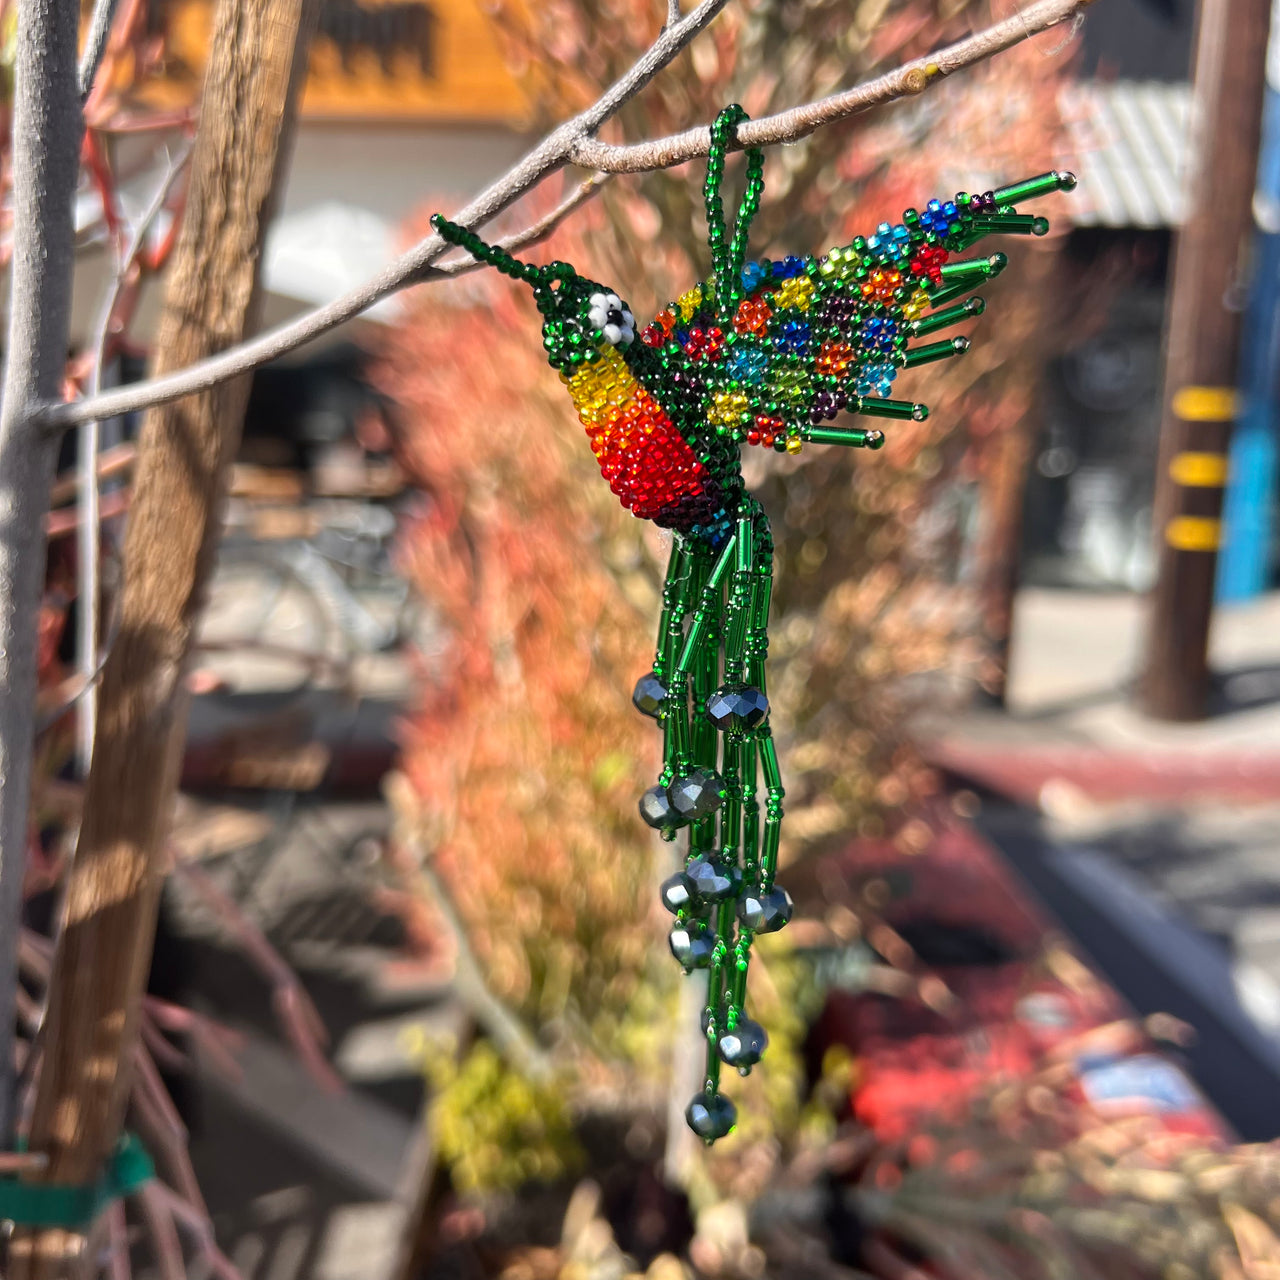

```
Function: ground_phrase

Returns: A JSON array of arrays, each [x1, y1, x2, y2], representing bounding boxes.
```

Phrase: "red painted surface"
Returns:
[[811, 816, 1228, 1145], [925, 740, 1280, 804]]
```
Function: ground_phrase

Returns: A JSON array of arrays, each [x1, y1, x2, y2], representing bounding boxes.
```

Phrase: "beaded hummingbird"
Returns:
[[432, 105, 1075, 1143]]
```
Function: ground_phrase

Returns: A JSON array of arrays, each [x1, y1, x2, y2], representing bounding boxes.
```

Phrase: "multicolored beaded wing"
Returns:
[[432, 105, 1075, 1143]]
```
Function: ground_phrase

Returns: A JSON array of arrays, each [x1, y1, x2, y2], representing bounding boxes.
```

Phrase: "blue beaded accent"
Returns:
[[855, 361, 897, 398], [778, 319, 810, 354]]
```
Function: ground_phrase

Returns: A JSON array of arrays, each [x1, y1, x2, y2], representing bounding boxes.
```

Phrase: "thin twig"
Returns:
[[147, 1182, 243, 1280], [78, 0, 122, 100], [129, 1050, 207, 1211], [49, 441, 135, 507], [432, 172, 611, 279], [140, 1018, 192, 1075], [135, 1184, 187, 1280], [0, 1151, 47, 1174], [143, 995, 246, 1081], [76, 137, 194, 776], [106, 1202, 130, 1280], [666, 0, 682, 28], [171, 859, 341, 1092], [573, 0, 1095, 169], [35, 650, 110, 735], [132, 1045, 189, 1143], [78, 1208, 112, 1280]]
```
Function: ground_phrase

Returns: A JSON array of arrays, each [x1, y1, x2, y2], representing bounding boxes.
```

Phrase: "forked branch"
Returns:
[[38, 0, 1091, 436]]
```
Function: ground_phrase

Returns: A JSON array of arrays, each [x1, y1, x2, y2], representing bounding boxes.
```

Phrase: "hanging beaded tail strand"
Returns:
[[635, 500, 784, 1142]]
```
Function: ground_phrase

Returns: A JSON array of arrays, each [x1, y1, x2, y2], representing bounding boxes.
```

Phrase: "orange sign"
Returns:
[[131, 0, 528, 124]]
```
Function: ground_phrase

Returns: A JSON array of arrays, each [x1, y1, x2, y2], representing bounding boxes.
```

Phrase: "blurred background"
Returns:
[[28, 0, 1280, 1273]]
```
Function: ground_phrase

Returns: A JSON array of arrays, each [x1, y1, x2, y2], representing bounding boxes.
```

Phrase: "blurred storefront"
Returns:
[[102, 0, 531, 327], [1023, 79, 1186, 590], [1027, 0, 1280, 594]]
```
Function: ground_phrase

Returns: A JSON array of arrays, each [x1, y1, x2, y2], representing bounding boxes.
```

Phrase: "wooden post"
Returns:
[[973, 409, 1035, 707], [8, 0, 316, 1271], [1138, 0, 1271, 721], [972, 240, 1059, 707]]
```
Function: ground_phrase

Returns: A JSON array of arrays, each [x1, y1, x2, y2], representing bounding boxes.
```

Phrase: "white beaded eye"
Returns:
[[587, 291, 635, 346]]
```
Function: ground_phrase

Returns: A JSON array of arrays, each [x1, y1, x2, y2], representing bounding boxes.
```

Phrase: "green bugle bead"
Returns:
[[707, 536, 737, 590], [800, 425, 886, 448], [908, 296, 985, 336], [991, 170, 1077, 205], [759, 732, 782, 791], [735, 517, 754, 573], [926, 280, 986, 308], [857, 396, 929, 422], [902, 336, 970, 369], [970, 213, 1050, 236], [937, 252, 1007, 283]]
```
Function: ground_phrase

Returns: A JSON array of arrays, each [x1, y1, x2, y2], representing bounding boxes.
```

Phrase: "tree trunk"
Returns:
[[0, 0, 83, 1139], [9, 0, 316, 1270]]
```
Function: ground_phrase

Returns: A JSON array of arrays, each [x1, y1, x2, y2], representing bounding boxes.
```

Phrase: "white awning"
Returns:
[[261, 200, 402, 322], [1060, 79, 1192, 228]]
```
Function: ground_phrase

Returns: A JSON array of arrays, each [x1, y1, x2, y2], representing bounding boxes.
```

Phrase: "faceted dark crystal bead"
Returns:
[[659, 871, 695, 914], [705, 684, 769, 731], [669, 769, 726, 821], [686, 1091, 737, 1141], [668, 924, 715, 972], [718, 1017, 769, 1070], [685, 856, 741, 905], [737, 885, 793, 933], [632, 671, 668, 719], [639, 785, 683, 831]]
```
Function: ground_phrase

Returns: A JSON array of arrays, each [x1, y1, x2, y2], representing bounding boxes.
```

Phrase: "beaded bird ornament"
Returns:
[[433, 105, 1075, 1143]]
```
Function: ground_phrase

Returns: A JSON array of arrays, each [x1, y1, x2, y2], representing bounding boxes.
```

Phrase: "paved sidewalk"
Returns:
[[920, 588, 1280, 802], [161, 798, 458, 1280], [921, 588, 1280, 1132]]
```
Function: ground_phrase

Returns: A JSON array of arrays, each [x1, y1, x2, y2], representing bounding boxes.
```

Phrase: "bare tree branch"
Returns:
[[133, 1185, 187, 1280], [666, 0, 682, 29], [431, 171, 610, 279], [38, 0, 1088, 435], [39, 0, 731, 434], [573, 0, 1096, 169], [0, 0, 84, 1142], [415, 853, 556, 1085], [77, 0, 121, 100]]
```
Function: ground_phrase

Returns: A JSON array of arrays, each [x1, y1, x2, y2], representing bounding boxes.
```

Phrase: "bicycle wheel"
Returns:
[[194, 545, 346, 701]]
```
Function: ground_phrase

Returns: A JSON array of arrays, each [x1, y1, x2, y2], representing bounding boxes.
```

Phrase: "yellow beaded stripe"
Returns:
[[563, 343, 636, 427]]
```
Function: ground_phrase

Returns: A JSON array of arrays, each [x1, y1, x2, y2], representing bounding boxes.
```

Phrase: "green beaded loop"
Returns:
[[704, 105, 765, 328]]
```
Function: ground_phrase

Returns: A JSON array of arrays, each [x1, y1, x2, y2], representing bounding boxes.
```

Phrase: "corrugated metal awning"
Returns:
[[1059, 80, 1192, 228]]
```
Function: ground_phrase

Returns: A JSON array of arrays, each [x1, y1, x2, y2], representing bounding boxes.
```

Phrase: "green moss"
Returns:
[[421, 1040, 582, 1195]]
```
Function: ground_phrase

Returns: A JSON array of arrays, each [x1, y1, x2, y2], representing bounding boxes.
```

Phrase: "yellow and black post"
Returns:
[[1139, 0, 1272, 721]]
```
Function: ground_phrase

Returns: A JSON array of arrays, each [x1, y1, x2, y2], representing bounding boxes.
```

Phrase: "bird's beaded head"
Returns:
[[530, 270, 637, 374]]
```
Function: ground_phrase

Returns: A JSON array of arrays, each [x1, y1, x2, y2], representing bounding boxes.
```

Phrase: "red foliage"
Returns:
[[379, 247, 660, 1021]]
